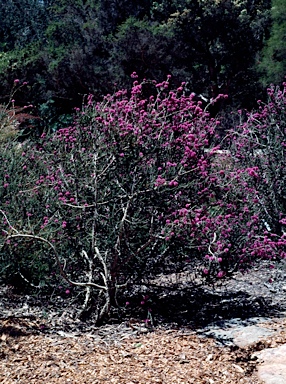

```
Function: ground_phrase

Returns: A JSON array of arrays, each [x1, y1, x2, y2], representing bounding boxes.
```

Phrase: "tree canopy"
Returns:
[[259, 0, 286, 85], [0, 0, 274, 118]]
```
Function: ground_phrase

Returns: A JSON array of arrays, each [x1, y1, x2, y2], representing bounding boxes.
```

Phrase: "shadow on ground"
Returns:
[[122, 284, 284, 329]]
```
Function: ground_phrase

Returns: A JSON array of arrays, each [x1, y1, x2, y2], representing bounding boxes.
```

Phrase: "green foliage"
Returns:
[[38, 100, 73, 132], [0, 142, 57, 291], [259, 0, 286, 85], [0, 1, 111, 111], [164, 0, 271, 105], [0, 0, 273, 124], [109, 17, 172, 86], [0, 0, 47, 51], [97, 0, 153, 33], [105, 0, 272, 110], [0, 43, 42, 73], [150, 0, 189, 22]]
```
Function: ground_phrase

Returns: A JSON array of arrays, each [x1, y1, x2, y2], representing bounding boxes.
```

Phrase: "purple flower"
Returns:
[[131, 72, 138, 79]]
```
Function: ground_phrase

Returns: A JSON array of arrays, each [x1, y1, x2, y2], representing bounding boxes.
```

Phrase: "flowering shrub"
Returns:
[[190, 82, 286, 277], [226, 81, 286, 261], [1, 77, 286, 322]]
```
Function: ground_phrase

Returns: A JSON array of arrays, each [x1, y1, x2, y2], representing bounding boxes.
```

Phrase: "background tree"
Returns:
[[0, 0, 47, 51], [0, 0, 110, 127], [259, 0, 286, 85], [0, 0, 272, 121], [162, 0, 271, 107], [0, 0, 48, 107]]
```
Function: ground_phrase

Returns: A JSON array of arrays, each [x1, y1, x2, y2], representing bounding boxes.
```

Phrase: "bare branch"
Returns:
[[5, 233, 107, 290]]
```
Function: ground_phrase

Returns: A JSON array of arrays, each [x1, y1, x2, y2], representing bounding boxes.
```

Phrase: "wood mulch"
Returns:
[[2, 316, 286, 384], [1, 262, 286, 383]]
